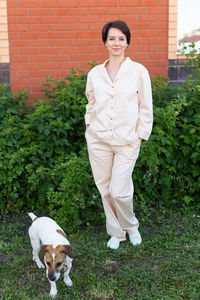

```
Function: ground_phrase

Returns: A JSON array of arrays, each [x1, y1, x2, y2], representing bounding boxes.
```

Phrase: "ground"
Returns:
[[0, 209, 199, 299]]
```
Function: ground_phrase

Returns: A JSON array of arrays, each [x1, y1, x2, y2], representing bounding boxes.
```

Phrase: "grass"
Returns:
[[0, 209, 199, 300]]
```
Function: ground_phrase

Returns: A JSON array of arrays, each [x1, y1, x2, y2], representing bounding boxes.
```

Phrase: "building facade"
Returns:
[[0, 0, 189, 98]]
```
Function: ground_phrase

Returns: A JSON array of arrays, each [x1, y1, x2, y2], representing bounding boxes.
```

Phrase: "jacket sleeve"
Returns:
[[85, 72, 96, 126], [137, 67, 153, 140]]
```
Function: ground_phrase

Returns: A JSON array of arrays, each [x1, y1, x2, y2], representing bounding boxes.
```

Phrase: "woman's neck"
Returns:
[[107, 55, 125, 69]]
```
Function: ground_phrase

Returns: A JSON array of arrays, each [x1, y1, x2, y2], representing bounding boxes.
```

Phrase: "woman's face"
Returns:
[[105, 27, 128, 57]]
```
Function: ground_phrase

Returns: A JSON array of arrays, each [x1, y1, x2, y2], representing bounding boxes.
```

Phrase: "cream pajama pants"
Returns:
[[86, 131, 141, 241]]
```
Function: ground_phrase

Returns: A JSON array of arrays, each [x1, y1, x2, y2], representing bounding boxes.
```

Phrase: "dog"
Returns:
[[28, 212, 73, 298]]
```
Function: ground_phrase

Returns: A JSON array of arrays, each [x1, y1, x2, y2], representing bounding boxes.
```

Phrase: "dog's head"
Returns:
[[40, 245, 73, 281]]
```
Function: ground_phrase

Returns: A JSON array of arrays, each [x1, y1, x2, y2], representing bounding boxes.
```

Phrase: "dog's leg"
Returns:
[[49, 280, 58, 299], [28, 228, 45, 269], [63, 257, 73, 287]]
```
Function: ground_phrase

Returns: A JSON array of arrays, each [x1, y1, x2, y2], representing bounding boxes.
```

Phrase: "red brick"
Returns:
[[29, 9, 49, 16], [149, 53, 167, 59], [149, 7, 168, 14], [150, 22, 167, 29], [70, 39, 89, 46], [140, 0, 158, 6], [20, 48, 39, 55], [40, 32, 59, 39], [60, 47, 79, 54], [80, 31, 99, 38], [60, 32, 79, 39], [79, 0, 98, 7], [89, 23, 103, 31], [109, 7, 129, 15], [38, 0, 58, 8], [12, 86, 30, 93], [21, 63, 40, 70], [99, 0, 118, 6], [29, 24, 49, 31], [14, 70, 30, 78], [21, 77, 41, 85], [59, 0, 78, 7], [31, 55, 49, 62], [18, 1, 37, 8], [8, 16, 18, 24], [130, 23, 148, 30], [9, 40, 29, 47], [121, 15, 138, 22], [49, 40, 69, 47], [11, 56, 29, 63], [39, 16, 59, 23], [80, 46, 99, 54], [9, 48, 19, 55], [159, 29, 169, 36], [139, 15, 158, 22], [49, 8, 69, 15], [62, 62, 80, 69], [159, 15, 168, 22], [139, 30, 158, 38], [7, 1, 17, 8], [159, 0, 168, 5], [133, 53, 149, 60], [69, 8, 88, 15], [19, 16, 38, 24], [129, 7, 149, 14], [89, 39, 103, 46], [29, 40, 49, 47], [8, 8, 27, 16], [89, 8, 108, 15], [9, 24, 28, 32], [19, 32, 39, 39], [49, 24, 68, 31], [31, 70, 51, 77], [149, 37, 167, 44], [40, 48, 60, 55], [119, 0, 138, 6], [80, 15, 99, 23], [70, 23, 89, 31], [132, 38, 149, 45], [59, 16, 79, 23], [50, 55, 69, 62], [70, 54, 91, 61], [8, 32, 18, 39], [40, 62, 60, 69], [11, 78, 21, 85], [99, 16, 114, 23]]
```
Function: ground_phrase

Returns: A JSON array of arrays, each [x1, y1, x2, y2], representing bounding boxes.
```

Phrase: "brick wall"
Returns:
[[7, 0, 169, 99]]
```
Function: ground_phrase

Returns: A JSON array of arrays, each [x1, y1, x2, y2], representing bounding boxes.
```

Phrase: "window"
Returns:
[[177, 0, 200, 54]]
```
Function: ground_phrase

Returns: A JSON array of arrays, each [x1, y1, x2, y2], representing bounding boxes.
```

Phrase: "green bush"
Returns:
[[0, 56, 199, 229]]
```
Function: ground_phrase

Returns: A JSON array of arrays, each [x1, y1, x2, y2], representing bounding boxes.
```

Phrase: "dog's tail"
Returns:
[[28, 212, 38, 222]]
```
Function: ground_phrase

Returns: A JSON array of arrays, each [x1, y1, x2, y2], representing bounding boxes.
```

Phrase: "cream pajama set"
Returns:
[[85, 57, 153, 241]]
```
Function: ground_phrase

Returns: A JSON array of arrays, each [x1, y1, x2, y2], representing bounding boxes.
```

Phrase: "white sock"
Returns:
[[129, 230, 142, 246], [107, 237, 120, 250]]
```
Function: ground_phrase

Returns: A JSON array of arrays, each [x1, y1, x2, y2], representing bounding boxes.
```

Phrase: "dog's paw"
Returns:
[[49, 290, 57, 299], [64, 277, 73, 287], [36, 261, 45, 269]]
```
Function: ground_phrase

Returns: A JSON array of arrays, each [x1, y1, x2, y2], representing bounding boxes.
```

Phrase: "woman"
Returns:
[[85, 20, 153, 250]]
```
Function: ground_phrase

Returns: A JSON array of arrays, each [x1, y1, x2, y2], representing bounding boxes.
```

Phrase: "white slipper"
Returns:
[[129, 230, 142, 246], [107, 236, 120, 250]]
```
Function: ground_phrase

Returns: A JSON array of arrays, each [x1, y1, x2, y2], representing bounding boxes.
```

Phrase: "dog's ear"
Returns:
[[62, 245, 73, 258], [40, 245, 48, 265]]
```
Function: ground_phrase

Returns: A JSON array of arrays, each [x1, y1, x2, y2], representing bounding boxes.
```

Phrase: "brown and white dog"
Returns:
[[28, 212, 73, 298]]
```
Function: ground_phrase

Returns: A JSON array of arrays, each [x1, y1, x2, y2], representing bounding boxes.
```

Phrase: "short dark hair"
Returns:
[[102, 20, 131, 45]]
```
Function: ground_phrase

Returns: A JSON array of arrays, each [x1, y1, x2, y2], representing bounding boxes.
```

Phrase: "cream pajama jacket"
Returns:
[[85, 57, 153, 240]]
